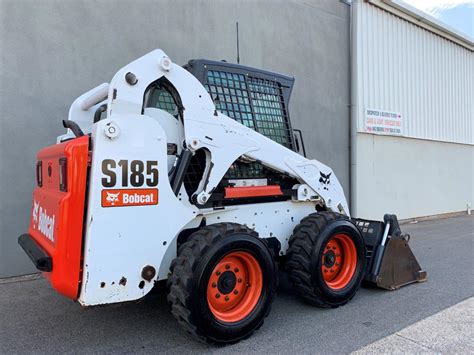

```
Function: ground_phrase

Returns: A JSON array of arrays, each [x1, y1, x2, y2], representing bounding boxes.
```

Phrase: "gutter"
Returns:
[[349, 1, 359, 217]]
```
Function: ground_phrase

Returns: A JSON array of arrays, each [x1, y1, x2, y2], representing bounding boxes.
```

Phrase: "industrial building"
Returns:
[[351, 0, 473, 220], [0, 0, 472, 277]]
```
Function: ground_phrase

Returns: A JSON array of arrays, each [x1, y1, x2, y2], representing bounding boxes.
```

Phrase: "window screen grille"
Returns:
[[204, 69, 293, 179], [145, 85, 177, 115], [205, 70, 293, 149]]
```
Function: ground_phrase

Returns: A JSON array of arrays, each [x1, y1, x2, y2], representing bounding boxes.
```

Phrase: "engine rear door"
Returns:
[[28, 136, 89, 299]]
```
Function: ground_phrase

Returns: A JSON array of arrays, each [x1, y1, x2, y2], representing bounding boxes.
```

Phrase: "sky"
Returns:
[[403, 0, 474, 39]]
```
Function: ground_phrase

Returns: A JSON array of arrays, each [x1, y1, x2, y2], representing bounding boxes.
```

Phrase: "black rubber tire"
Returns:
[[287, 212, 366, 307], [167, 223, 277, 344]]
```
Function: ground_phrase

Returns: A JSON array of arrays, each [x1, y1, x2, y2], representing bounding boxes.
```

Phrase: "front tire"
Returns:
[[287, 212, 366, 307], [167, 223, 277, 344]]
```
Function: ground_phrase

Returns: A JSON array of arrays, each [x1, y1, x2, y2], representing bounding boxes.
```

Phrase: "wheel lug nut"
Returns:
[[238, 278, 242, 283], [212, 282, 216, 288], [216, 271, 221, 276], [332, 247, 336, 250], [335, 263, 340, 266], [234, 290, 238, 295], [330, 269, 334, 273], [234, 268, 239, 273], [216, 293, 220, 298], [225, 296, 229, 301], [225, 264, 230, 270], [324, 269, 328, 273]]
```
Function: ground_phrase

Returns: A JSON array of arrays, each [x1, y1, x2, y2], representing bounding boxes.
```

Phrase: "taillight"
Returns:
[[36, 161, 43, 187], [59, 158, 67, 192]]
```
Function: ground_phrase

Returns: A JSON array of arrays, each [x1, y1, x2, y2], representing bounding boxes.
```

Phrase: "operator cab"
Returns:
[[144, 59, 306, 207]]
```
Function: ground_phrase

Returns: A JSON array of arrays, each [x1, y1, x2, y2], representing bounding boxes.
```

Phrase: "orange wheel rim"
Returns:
[[207, 251, 263, 323], [321, 233, 357, 290]]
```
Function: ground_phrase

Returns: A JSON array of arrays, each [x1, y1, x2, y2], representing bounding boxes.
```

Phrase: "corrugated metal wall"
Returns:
[[353, 1, 474, 145]]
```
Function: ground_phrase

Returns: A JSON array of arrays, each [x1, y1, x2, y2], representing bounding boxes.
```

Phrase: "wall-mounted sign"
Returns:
[[365, 109, 403, 136]]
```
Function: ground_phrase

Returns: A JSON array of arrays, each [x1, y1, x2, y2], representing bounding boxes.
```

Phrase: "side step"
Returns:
[[353, 214, 427, 290], [18, 234, 52, 272]]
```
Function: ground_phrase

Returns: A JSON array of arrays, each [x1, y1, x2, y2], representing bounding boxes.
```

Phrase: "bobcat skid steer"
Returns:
[[18, 49, 426, 344]]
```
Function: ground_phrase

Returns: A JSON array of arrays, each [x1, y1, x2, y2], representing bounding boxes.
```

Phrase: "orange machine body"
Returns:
[[28, 136, 89, 299]]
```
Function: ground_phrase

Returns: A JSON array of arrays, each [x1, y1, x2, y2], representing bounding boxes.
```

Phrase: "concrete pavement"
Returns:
[[354, 297, 474, 353], [0, 214, 473, 353]]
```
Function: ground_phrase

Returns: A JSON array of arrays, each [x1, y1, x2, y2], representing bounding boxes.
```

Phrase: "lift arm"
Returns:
[[105, 50, 349, 215]]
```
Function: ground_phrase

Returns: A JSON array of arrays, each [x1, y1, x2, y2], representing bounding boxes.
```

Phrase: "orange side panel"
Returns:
[[28, 136, 89, 299], [224, 185, 283, 199]]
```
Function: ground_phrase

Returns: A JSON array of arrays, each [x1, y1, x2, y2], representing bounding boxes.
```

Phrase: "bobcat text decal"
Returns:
[[101, 159, 159, 207], [32, 200, 56, 242], [101, 189, 158, 207]]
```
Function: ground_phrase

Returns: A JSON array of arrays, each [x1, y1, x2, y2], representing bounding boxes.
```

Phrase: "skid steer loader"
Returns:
[[18, 49, 426, 344]]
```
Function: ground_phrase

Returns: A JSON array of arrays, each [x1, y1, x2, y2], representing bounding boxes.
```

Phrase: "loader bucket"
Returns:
[[374, 235, 427, 290], [355, 214, 427, 290]]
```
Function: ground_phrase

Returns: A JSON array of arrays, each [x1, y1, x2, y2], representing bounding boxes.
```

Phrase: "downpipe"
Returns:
[[349, 0, 359, 216]]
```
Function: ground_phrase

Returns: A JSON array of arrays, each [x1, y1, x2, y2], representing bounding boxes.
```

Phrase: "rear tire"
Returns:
[[167, 223, 277, 344], [287, 212, 365, 307]]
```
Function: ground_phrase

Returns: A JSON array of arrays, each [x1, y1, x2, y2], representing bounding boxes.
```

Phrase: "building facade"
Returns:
[[351, 0, 473, 220]]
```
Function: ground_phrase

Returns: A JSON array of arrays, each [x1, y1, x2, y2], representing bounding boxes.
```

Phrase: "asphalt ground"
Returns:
[[1, 214, 473, 353]]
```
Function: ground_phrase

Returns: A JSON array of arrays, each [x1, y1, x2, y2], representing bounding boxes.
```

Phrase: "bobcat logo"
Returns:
[[32, 200, 40, 227], [106, 192, 121, 205], [319, 172, 332, 191], [31, 200, 55, 242]]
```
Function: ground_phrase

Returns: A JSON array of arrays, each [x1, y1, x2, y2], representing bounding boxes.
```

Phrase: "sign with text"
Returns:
[[365, 109, 403, 136]]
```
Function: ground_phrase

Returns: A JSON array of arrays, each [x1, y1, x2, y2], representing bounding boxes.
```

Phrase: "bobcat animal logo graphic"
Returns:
[[32, 200, 40, 227], [319, 172, 332, 191], [106, 192, 121, 205]]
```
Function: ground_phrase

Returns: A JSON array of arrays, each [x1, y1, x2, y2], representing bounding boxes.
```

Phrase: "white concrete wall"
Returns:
[[355, 133, 473, 220]]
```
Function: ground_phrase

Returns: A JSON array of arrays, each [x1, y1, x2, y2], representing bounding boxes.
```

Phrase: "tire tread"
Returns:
[[167, 223, 275, 344], [287, 211, 356, 308]]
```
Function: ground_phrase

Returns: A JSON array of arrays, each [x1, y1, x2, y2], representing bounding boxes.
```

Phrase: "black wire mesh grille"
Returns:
[[183, 149, 207, 196], [206, 71, 255, 129], [248, 77, 292, 148], [224, 161, 265, 179], [205, 70, 293, 179], [205, 70, 293, 149], [146, 85, 177, 114]]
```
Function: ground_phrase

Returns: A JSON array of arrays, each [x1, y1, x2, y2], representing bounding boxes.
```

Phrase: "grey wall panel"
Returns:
[[0, 0, 350, 277]]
